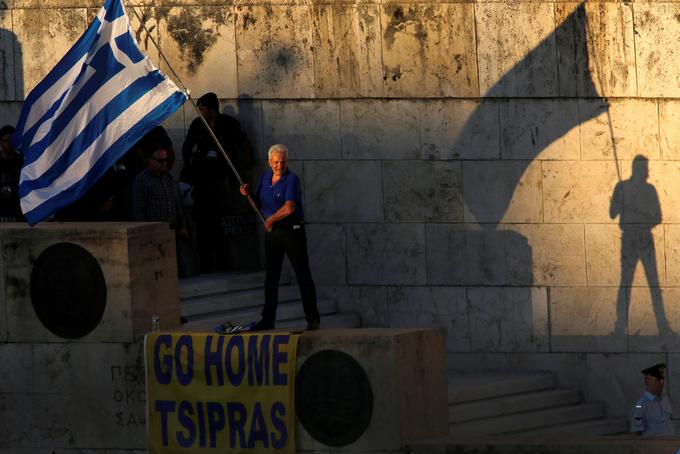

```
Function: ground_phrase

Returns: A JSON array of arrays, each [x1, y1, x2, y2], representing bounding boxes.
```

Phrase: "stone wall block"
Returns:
[[579, 99, 659, 161], [659, 100, 680, 160], [426, 225, 506, 286], [0, 344, 71, 393], [420, 99, 500, 160], [262, 100, 341, 160], [304, 160, 382, 222], [381, 3, 477, 98], [618, 160, 680, 224], [665, 225, 680, 286], [0, 393, 74, 448], [312, 4, 384, 98], [500, 99, 580, 160], [462, 160, 543, 224], [384, 160, 462, 222], [340, 100, 420, 159], [347, 224, 426, 285], [387, 286, 470, 353], [635, 4, 680, 98], [585, 353, 666, 418], [542, 161, 620, 223], [157, 6, 237, 99], [0, 102, 22, 132], [306, 224, 346, 286], [221, 99, 264, 172], [585, 224, 665, 287], [14, 0, 103, 7], [468, 287, 549, 353], [629, 288, 680, 352], [476, 3, 557, 97], [507, 224, 586, 286], [13, 8, 88, 97], [0, 11, 17, 101], [235, 5, 314, 98], [318, 286, 388, 328], [556, 3, 636, 97], [550, 287, 626, 352]]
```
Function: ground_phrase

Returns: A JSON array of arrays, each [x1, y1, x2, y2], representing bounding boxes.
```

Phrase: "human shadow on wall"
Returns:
[[0, 27, 24, 115], [610, 156, 670, 336]]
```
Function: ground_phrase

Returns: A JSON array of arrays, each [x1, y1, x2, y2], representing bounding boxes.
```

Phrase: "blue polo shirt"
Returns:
[[254, 169, 304, 222]]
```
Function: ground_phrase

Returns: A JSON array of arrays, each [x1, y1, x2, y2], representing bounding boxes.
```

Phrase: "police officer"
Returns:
[[630, 363, 674, 436]]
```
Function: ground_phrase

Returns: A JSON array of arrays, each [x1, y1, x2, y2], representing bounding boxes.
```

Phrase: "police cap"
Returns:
[[642, 363, 666, 380]]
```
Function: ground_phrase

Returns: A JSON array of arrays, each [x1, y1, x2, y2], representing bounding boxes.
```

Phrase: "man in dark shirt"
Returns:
[[181, 92, 253, 273], [240, 144, 320, 331]]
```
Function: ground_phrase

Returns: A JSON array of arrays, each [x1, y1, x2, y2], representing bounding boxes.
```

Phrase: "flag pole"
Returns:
[[125, 2, 266, 225]]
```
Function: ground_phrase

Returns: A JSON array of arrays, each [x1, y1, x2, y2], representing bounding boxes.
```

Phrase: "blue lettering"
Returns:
[[272, 335, 289, 386], [207, 402, 226, 448], [270, 401, 287, 449], [197, 401, 206, 448], [155, 400, 175, 447], [204, 336, 224, 386], [248, 335, 270, 385], [247, 402, 269, 448], [176, 401, 195, 448], [175, 335, 194, 386], [226, 336, 245, 386], [227, 402, 247, 448], [153, 335, 173, 385]]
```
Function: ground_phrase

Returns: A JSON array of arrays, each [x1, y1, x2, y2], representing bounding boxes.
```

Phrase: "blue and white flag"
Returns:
[[12, 0, 187, 225]]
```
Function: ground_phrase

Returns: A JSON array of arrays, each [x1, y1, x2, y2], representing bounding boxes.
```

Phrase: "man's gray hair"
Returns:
[[268, 144, 289, 159]]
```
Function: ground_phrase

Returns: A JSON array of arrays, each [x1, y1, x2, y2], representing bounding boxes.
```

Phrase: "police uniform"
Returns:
[[630, 363, 675, 436]]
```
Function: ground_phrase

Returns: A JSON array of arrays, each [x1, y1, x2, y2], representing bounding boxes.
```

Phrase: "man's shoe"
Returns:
[[249, 319, 275, 331], [306, 319, 320, 331]]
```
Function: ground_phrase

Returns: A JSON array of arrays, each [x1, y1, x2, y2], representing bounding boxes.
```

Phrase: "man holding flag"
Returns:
[[11, 0, 187, 225]]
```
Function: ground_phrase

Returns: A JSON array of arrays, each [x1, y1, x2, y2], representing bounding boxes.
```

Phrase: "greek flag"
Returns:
[[12, 0, 187, 225]]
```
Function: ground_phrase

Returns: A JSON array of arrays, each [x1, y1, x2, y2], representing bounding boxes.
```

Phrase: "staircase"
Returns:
[[448, 372, 628, 439], [178, 271, 361, 331]]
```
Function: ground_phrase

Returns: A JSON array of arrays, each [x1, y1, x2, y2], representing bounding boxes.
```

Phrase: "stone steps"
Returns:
[[448, 373, 627, 439], [179, 271, 360, 330]]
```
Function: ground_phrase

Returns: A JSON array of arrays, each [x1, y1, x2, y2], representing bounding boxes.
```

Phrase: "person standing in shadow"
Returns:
[[610, 155, 669, 334]]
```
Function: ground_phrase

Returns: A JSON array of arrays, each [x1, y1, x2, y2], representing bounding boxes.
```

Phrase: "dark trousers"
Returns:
[[262, 224, 319, 324]]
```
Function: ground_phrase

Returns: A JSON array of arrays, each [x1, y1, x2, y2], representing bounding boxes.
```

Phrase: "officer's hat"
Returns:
[[641, 363, 666, 380]]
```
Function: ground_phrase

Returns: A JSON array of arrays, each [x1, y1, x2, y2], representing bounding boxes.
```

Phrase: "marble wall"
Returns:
[[6, 0, 680, 419]]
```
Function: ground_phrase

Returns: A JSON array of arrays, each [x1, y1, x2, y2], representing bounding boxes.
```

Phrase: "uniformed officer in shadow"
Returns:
[[630, 363, 674, 437]]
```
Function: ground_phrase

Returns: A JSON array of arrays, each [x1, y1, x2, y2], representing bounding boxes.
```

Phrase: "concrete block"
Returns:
[[0, 343, 71, 394], [296, 328, 448, 450], [500, 99, 580, 160], [347, 224, 426, 285], [319, 286, 388, 328], [468, 287, 549, 353], [157, 6, 238, 99], [634, 4, 680, 97], [383, 160, 462, 222], [0, 11, 16, 101], [381, 3, 477, 97], [234, 5, 315, 98], [556, 3, 636, 97], [665, 225, 680, 286], [387, 286, 470, 353], [262, 100, 341, 160], [618, 159, 680, 224], [12, 8, 88, 97], [306, 224, 346, 286], [550, 287, 625, 352], [420, 99, 500, 160], [426, 225, 506, 286], [340, 100, 420, 159], [2, 223, 180, 343], [585, 224, 666, 287], [462, 161, 543, 224], [476, 2, 557, 97], [508, 224, 586, 286], [629, 287, 680, 352], [585, 353, 666, 418], [304, 160, 382, 222], [0, 393, 74, 448], [70, 342, 146, 448], [312, 4, 384, 98], [579, 99, 660, 161], [542, 161, 620, 223]]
